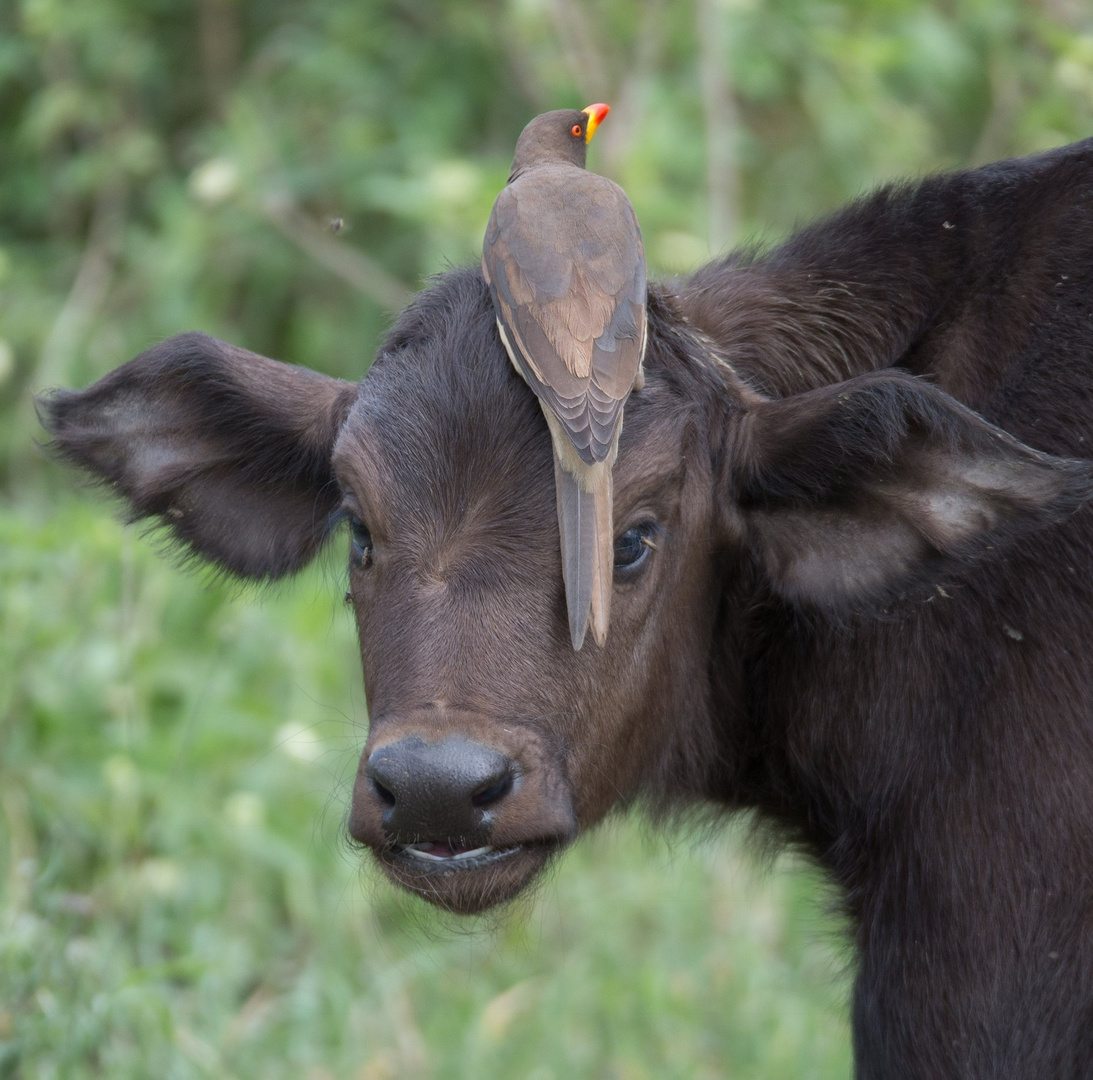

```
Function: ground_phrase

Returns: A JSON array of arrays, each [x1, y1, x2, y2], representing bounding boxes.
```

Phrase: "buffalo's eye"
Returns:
[[349, 517, 374, 568], [614, 521, 658, 574]]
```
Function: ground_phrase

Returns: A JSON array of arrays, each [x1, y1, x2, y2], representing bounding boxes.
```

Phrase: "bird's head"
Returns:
[[509, 103, 610, 179]]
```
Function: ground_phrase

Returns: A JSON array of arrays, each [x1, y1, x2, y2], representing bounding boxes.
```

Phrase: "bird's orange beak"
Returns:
[[581, 103, 610, 143]]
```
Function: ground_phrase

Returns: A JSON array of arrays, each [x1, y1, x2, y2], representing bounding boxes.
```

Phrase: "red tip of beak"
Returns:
[[581, 103, 610, 143]]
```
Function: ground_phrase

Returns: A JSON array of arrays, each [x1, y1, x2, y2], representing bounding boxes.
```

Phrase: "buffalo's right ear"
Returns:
[[723, 370, 1093, 611], [39, 332, 359, 580]]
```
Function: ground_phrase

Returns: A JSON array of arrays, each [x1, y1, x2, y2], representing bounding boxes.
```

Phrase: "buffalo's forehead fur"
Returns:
[[340, 270, 555, 559]]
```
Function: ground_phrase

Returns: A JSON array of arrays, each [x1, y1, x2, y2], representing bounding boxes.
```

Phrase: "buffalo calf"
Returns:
[[43, 138, 1093, 1077]]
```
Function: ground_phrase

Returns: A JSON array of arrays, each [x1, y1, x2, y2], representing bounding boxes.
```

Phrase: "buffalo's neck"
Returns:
[[729, 548, 1093, 918], [703, 565, 1093, 1074]]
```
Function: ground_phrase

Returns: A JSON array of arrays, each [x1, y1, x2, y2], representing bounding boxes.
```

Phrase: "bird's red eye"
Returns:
[[571, 124, 583, 137]]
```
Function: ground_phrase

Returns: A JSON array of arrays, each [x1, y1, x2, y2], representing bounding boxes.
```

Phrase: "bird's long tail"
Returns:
[[589, 466, 613, 647], [554, 455, 613, 650]]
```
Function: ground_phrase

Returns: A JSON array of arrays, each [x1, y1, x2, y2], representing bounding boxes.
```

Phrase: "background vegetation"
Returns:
[[2, 0, 1091, 1076]]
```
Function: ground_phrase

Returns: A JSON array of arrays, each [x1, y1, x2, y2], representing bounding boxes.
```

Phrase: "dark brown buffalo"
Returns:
[[43, 139, 1093, 1077]]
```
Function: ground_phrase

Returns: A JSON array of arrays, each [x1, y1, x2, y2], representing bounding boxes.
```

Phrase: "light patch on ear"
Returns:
[[749, 506, 927, 606], [959, 454, 1068, 504], [892, 450, 1069, 549], [924, 490, 993, 537], [129, 439, 195, 480], [885, 484, 997, 549], [78, 395, 219, 499]]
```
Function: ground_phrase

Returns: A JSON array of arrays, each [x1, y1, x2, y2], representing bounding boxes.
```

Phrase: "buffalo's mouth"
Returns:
[[374, 838, 563, 913], [396, 841, 523, 867]]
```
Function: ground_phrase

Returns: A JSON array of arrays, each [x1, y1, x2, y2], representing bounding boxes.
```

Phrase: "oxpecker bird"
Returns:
[[483, 104, 647, 650]]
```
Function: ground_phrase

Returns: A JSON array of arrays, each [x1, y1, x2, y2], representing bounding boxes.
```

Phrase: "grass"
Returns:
[[1, 486, 853, 1080]]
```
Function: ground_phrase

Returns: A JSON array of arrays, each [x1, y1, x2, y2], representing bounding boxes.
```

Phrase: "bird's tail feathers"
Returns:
[[554, 457, 606, 651], [589, 467, 613, 646]]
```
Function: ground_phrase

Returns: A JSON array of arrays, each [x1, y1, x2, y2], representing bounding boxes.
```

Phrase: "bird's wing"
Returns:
[[483, 169, 646, 465]]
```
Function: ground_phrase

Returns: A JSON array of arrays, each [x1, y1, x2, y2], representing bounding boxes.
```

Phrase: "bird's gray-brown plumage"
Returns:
[[483, 105, 647, 650]]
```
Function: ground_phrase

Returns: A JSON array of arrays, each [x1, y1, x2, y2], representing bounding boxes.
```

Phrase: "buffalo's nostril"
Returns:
[[471, 773, 513, 808], [371, 777, 396, 807]]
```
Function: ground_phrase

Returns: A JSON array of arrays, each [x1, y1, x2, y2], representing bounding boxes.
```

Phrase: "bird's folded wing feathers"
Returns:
[[483, 175, 646, 465]]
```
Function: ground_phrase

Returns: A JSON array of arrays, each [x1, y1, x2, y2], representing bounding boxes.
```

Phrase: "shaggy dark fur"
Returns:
[[42, 137, 1093, 1077]]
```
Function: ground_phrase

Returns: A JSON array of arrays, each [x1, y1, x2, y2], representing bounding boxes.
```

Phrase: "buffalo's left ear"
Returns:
[[724, 370, 1093, 610]]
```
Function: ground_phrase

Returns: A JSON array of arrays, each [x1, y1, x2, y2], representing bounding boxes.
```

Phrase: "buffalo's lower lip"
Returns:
[[375, 840, 562, 913]]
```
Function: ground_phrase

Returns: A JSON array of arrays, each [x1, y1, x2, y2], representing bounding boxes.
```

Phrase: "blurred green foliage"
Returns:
[[2, 0, 1093, 1075]]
